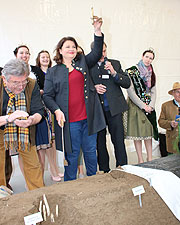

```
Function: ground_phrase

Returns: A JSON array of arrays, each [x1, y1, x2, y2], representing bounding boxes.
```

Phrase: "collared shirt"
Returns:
[[174, 99, 180, 108]]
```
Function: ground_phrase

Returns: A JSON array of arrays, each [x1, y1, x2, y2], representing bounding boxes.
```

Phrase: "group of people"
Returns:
[[0, 15, 179, 192]]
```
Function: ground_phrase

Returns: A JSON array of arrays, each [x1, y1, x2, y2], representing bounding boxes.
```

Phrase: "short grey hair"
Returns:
[[1, 59, 29, 81]]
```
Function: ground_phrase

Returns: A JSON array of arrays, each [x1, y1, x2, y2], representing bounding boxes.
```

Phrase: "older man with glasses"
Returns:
[[158, 82, 180, 154], [0, 59, 44, 190]]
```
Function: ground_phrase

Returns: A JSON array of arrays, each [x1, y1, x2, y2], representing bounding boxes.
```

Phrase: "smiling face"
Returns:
[[39, 52, 50, 67], [142, 52, 154, 67], [59, 40, 77, 62], [16, 47, 30, 64]]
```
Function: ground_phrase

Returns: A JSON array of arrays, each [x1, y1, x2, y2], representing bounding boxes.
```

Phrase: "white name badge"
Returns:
[[102, 74, 109, 79]]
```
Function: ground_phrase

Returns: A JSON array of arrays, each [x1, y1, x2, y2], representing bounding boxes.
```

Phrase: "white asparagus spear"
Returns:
[[43, 194, 50, 216], [43, 204, 46, 221], [39, 200, 42, 213], [56, 204, 58, 217], [51, 213, 55, 223]]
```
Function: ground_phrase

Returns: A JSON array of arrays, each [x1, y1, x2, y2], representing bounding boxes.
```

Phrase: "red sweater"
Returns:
[[68, 69, 87, 122]]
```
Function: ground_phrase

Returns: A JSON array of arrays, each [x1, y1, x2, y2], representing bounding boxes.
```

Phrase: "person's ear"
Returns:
[[2, 75, 7, 84]]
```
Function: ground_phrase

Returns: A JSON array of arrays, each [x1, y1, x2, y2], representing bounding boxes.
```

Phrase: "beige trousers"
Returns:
[[0, 129, 44, 190]]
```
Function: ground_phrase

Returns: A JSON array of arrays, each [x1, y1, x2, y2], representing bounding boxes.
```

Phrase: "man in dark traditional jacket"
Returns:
[[90, 42, 130, 172]]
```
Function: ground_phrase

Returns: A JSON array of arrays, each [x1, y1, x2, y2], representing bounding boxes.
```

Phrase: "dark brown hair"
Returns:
[[13, 45, 30, 56], [53, 37, 79, 64], [142, 49, 155, 59], [150, 64, 156, 88], [77, 46, 84, 55], [143, 49, 156, 87], [36, 50, 52, 68]]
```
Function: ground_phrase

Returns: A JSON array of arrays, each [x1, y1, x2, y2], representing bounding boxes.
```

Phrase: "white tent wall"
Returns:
[[0, 0, 180, 157]]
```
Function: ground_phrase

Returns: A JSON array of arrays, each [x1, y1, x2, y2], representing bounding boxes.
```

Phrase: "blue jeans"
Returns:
[[64, 119, 97, 181]]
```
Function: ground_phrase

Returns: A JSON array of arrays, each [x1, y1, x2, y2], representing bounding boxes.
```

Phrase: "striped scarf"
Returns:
[[4, 83, 30, 153]]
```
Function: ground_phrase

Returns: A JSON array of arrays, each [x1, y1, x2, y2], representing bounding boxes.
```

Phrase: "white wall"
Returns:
[[1, 0, 180, 128]]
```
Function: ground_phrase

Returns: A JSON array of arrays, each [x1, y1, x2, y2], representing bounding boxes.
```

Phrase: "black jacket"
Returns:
[[31, 65, 45, 90], [90, 59, 130, 116], [43, 35, 106, 153]]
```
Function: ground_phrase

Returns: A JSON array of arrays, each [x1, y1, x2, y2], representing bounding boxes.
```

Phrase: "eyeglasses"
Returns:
[[8, 79, 29, 87], [174, 90, 180, 94]]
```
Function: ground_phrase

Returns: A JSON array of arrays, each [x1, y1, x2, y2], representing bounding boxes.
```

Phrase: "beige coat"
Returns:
[[158, 100, 179, 153]]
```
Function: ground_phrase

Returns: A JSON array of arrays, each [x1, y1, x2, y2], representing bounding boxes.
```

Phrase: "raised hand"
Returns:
[[92, 16, 103, 36]]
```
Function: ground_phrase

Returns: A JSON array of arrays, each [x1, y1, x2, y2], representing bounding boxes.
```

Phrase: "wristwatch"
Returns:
[[5, 115, 9, 123]]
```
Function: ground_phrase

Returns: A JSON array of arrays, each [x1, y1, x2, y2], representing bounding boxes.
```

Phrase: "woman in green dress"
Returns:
[[126, 49, 158, 163]]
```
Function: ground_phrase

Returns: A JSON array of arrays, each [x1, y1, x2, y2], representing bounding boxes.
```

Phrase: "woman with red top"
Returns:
[[43, 16, 106, 181]]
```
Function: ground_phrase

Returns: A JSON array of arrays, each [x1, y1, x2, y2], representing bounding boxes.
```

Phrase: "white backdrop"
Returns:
[[1, 0, 180, 129]]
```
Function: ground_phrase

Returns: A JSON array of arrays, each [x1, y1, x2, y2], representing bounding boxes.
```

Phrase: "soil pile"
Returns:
[[0, 170, 179, 225]]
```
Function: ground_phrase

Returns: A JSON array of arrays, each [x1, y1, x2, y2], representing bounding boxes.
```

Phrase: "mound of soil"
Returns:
[[0, 170, 179, 225]]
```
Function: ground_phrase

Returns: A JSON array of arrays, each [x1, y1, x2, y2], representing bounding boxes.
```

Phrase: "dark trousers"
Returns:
[[97, 110, 127, 172], [5, 150, 12, 186], [159, 133, 168, 157]]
